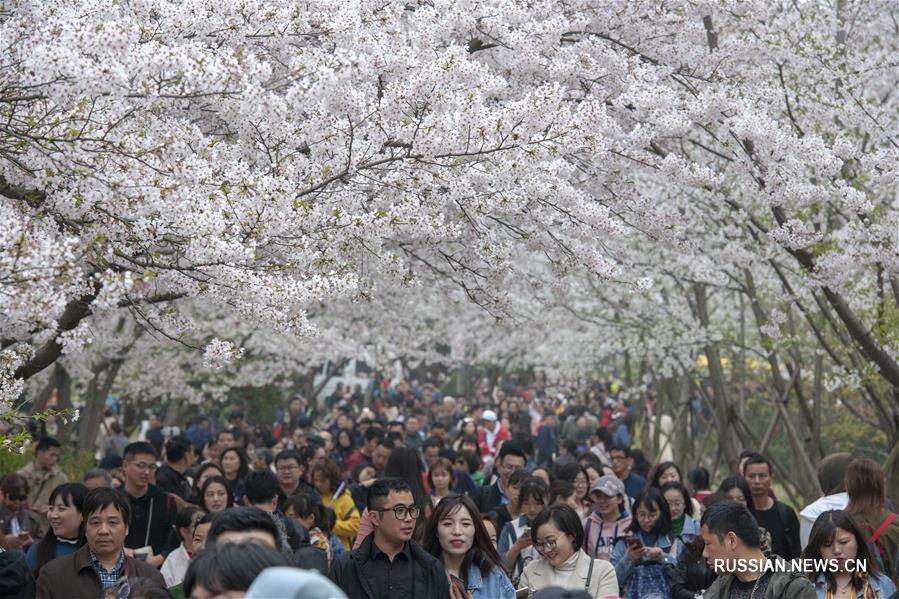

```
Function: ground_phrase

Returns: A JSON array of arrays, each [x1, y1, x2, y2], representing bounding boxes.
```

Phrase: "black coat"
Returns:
[[478, 480, 504, 514], [328, 534, 451, 599], [671, 552, 717, 599]]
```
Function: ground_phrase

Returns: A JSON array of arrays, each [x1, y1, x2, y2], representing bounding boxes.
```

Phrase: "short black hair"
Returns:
[[700, 500, 761, 548], [610, 445, 631, 458], [183, 540, 289, 596], [123, 441, 157, 461], [364, 427, 385, 443], [519, 477, 549, 506], [36, 437, 61, 452], [560, 439, 579, 454], [216, 429, 235, 443], [530, 504, 585, 551], [422, 437, 442, 451], [82, 487, 131, 526], [741, 455, 771, 475], [208, 507, 279, 546], [687, 467, 710, 490], [243, 470, 280, 505], [367, 477, 412, 510], [273, 449, 301, 467], [165, 435, 193, 463], [498, 441, 527, 462], [386, 431, 404, 444]]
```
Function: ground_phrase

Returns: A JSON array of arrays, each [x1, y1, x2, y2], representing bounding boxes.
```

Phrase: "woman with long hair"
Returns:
[[611, 487, 682, 599], [520, 504, 619, 598], [453, 419, 479, 451], [284, 493, 335, 567], [220, 447, 249, 505], [661, 482, 699, 541], [190, 462, 225, 504], [334, 428, 357, 471], [312, 458, 359, 551], [200, 476, 233, 514], [428, 457, 456, 506], [423, 494, 515, 599], [844, 458, 899, 581], [802, 510, 896, 598], [556, 463, 591, 521], [651, 462, 702, 516], [25, 483, 87, 574]]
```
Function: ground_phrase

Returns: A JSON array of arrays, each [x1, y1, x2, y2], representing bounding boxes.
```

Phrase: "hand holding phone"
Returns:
[[626, 536, 644, 561], [449, 574, 469, 599]]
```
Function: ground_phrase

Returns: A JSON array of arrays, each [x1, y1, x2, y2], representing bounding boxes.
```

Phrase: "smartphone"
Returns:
[[450, 574, 466, 596], [626, 537, 643, 550]]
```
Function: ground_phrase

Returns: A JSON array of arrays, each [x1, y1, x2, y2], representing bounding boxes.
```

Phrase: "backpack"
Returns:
[[866, 512, 897, 573]]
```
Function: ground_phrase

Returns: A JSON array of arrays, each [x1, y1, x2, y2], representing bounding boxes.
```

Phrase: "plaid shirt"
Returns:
[[89, 548, 125, 589]]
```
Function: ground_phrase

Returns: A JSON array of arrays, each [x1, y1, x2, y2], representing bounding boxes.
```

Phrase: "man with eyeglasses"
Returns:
[[478, 441, 528, 513], [329, 477, 450, 599], [122, 441, 177, 567], [609, 445, 646, 502], [274, 449, 320, 511]]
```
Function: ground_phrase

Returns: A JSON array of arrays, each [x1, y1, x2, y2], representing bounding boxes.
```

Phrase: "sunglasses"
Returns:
[[7, 494, 27, 502]]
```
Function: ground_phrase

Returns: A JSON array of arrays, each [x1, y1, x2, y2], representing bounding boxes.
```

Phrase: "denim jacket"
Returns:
[[467, 563, 516, 599], [813, 573, 897, 599], [610, 529, 681, 587]]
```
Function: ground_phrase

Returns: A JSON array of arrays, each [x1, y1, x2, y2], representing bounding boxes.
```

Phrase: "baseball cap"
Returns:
[[590, 475, 625, 497], [481, 410, 498, 422]]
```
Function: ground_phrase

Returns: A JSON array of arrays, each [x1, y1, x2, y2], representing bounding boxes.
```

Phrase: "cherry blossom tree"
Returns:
[[2, 0, 899, 495]]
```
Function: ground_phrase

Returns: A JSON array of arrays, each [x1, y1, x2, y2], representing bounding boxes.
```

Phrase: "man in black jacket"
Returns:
[[122, 442, 177, 566], [329, 477, 450, 599], [478, 441, 528, 513], [154, 435, 195, 501], [743, 455, 801, 559]]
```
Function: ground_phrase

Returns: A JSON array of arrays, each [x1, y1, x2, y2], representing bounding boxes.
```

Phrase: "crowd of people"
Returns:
[[1, 376, 899, 599]]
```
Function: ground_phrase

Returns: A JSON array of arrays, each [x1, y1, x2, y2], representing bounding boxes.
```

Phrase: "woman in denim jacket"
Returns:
[[611, 487, 683, 599], [423, 494, 516, 599], [803, 510, 898, 599]]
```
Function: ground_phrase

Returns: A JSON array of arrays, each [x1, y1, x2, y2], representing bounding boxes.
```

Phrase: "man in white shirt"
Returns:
[[798, 452, 852, 549]]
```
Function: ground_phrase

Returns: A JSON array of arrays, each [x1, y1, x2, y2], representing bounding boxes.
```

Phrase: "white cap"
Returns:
[[482, 410, 498, 422]]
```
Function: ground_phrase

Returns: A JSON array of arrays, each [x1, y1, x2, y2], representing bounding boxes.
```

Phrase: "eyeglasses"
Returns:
[[636, 511, 659, 521], [666, 501, 685, 508], [535, 539, 557, 553], [373, 504, 420, 520], [129, 462, 157, 472], [7, 494, 27, 502], [277, 465, 299, 472]]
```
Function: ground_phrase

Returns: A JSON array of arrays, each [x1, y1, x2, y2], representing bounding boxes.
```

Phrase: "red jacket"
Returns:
[[477, 424, 509, 460]]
